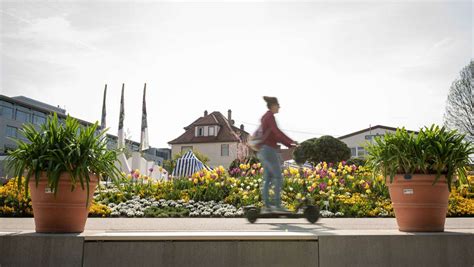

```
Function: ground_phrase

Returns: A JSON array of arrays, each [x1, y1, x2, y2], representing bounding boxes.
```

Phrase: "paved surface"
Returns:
[[1, 218, 473, 235]]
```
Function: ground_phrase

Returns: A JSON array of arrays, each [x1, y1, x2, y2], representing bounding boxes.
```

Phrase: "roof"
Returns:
[[169, 111, 249, 145], [11, 96, 66, 114], [338, 125, 419, 140]]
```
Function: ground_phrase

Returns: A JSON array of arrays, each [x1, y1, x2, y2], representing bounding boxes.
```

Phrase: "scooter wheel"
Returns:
[[246, 208, 259, 224], [304, 205, 320, 224]]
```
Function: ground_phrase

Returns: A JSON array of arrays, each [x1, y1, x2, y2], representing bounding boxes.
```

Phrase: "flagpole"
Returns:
[[118, 83, 125, 149], [101, 84, 107, 129], [140, 83, 149, 152]]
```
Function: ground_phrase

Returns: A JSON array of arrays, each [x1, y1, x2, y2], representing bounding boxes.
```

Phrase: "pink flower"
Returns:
[[319, 182, 327, 190]]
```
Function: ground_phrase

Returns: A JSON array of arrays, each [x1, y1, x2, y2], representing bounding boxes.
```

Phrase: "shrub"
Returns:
[[294, 136, 351, 164]]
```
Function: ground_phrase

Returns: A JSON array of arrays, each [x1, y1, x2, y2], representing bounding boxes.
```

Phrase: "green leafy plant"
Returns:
[[144, 206, 190, 218], [366, 125, 474, 191], [294, 136, 351, 164], [6, 114, 121, 205]]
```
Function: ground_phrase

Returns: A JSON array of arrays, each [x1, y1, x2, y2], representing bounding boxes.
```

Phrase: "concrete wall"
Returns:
[[83, 240, 318, 267], [171, 142, 238, 168], [318, 234, 474, 267], [1, 233, 472, 267], [0, 234, 84, 267]]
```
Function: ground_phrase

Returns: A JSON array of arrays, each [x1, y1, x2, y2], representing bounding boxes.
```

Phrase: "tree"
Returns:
[[444, 61, 473, 142], [293, 136, 351, 164]]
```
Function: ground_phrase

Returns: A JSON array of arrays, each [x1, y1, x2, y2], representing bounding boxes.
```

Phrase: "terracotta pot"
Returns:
[[29, 172, 98, 233], [387, 174, 449, 232]]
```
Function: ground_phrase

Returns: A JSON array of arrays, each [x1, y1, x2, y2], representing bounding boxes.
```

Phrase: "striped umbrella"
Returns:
[[172, 150, 212, 177]]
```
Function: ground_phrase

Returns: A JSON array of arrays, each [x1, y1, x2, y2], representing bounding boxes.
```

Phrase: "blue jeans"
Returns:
[[258, 145, 283, 208]]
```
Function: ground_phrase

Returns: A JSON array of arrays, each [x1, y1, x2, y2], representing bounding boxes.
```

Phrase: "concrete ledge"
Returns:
[[319, 233, 474, 267], [84, 231, 318, 241], [83, 240, 319, 267], [0, 234, 84, 267]]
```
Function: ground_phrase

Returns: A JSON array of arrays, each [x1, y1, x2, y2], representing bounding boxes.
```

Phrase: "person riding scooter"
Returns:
[[258, 96, 298, 213]]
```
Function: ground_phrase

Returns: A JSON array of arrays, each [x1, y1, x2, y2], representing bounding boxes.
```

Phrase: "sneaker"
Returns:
[[273, 206, 291, 214]]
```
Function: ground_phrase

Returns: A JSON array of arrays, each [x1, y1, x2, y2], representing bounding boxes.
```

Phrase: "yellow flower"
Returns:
[[366, 189, 372, 194]]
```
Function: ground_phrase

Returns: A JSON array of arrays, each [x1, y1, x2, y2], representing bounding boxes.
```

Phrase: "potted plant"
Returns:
[[366, 125, 473, 232], [7, 114, 120, 233]]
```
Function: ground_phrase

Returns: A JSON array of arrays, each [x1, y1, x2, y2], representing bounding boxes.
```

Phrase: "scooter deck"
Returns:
[[258, 211, 305, 218], [245, 205, 320, 224]]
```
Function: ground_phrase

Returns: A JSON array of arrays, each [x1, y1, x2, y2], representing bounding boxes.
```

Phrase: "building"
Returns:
[[0, 94, 170, 177], [338, 125, 418, 158], [168, 110, 249, 168]]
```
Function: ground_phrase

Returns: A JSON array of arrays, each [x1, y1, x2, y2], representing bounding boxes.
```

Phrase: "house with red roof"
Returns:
[[168, 110, 250, 168]]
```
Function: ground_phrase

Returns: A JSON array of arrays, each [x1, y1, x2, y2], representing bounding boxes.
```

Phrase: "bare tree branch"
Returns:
[[443, 60, 474, 142]]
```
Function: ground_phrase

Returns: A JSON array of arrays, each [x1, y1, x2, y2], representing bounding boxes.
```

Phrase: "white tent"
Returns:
[[172, 150, 212, 177]]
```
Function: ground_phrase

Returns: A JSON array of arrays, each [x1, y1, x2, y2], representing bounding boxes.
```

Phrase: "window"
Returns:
[[33, 115, 46, 125], [350, 147, 356, 157], [132, 144, 139, 151], [0, 106, 14, 119], [357, 147, 366, 157], [6, 126, 18, 138], [181, 146, 193, 153], [197, 127, 204, 136], [16, 110, 30, 123], [209, 126, 215, 136], [221, 144, 229, 156]]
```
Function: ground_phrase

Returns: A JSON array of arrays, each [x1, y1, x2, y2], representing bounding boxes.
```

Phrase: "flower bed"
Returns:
[[1, 162, 473, 218]]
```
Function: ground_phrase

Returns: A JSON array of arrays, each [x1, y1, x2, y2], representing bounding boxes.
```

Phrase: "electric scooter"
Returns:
[[245, 166, 320, 224]]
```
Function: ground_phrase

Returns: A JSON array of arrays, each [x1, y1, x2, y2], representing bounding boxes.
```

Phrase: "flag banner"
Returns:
[[140, 83, 150, 151], [118, 83, 125, 149], [101, 84, 107, 129]]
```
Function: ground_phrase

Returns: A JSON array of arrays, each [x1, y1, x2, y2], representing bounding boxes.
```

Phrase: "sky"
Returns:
[[1, 0, 472, 148]]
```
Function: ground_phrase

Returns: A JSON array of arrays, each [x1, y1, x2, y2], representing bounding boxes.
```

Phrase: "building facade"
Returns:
[[0, 94, 170, 177], [169, 110, 249, 168], [338, 125, 418, 158]]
